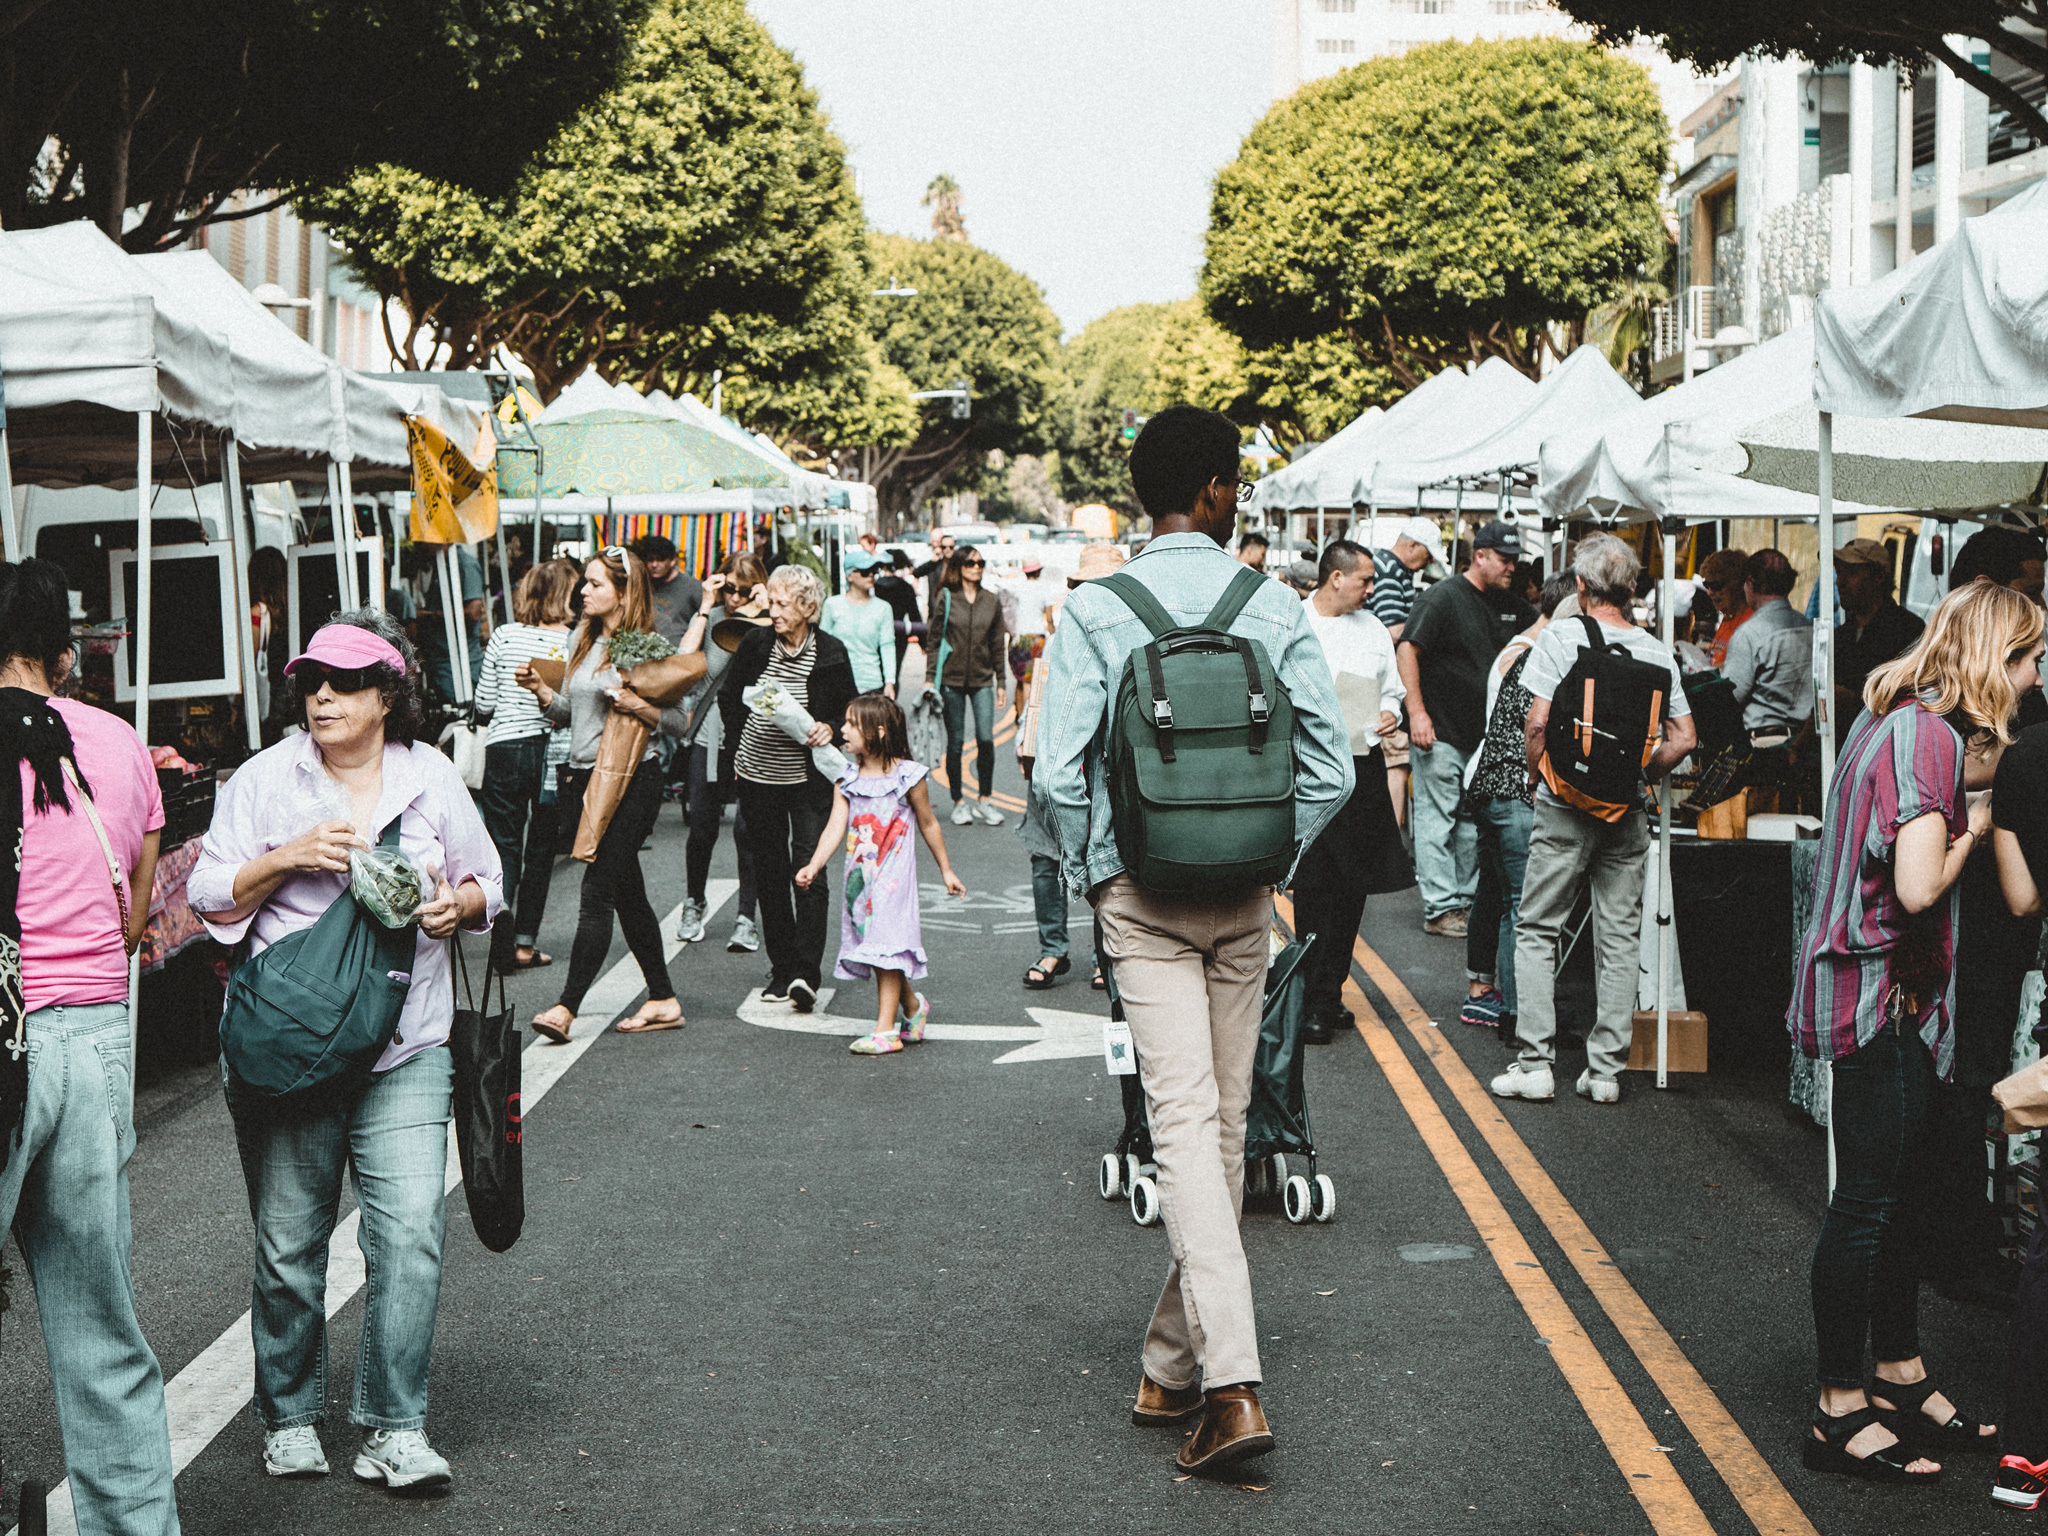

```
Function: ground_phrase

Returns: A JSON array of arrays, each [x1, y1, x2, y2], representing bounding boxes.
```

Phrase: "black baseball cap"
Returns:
[[1473, 520, 1522, 558]]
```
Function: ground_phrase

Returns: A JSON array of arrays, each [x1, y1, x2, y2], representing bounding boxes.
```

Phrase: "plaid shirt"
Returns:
[[1787, 700, 1964, 1078]]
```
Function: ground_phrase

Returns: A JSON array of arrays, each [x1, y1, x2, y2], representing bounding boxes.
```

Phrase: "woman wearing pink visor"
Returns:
[[189, 610, 502, 1495]]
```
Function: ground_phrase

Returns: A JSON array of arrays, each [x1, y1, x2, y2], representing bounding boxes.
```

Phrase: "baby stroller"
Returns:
[[1096, 934, 1335, 1227]]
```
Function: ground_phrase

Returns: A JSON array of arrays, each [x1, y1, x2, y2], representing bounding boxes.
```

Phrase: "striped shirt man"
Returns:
[[735, 631, 817, 786], [1787, 698, 1964, 1080], [473, 622, 569, 745], [1370, 548, 1419, 633]]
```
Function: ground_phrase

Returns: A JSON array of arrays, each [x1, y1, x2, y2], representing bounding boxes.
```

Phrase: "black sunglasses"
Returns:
[[297, 662, 378, 694], [960, 556, 985, 567]]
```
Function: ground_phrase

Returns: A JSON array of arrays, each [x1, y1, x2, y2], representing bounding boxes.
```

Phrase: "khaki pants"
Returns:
[[1096, 874, 1272, 1390]]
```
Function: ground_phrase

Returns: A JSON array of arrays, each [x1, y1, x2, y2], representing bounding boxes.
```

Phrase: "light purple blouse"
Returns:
[[188, 733, 504, 1072]]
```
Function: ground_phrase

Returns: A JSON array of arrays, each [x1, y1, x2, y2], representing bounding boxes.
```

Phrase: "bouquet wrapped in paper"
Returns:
[[572, 629, 678, 863], [741, 679, 848, 780]]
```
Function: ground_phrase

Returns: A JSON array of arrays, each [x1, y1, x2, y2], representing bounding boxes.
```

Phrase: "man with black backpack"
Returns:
[[1038, 405, 1351, 1474], [1492, 534, 1696, 1105]]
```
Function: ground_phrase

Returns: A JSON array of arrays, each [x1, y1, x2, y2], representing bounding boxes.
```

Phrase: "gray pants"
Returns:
[[1410, 739, 1477, 919], [1512, 796, 1647, 1082]]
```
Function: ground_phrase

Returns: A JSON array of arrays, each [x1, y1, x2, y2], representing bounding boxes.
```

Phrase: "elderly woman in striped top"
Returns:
[[717, 564, 857, 1013], [473, 557, 576, 968], [1790, 582, 2043, 1486]]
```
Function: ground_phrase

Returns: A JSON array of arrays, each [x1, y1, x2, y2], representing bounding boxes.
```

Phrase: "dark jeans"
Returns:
[[686, 743, 755, 919], [479, 735, 557, 947], [1811, 1020, 1934, 1388], [559, 760, 674, 1014], [1292, 837, 1369, 1025], [943, 684, 994, 801], [2006, 1215, 2048, 1461], [739, 776, 833, 990]]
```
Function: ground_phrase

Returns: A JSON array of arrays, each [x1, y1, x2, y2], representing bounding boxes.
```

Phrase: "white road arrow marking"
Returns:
[[737, 990, 1105, 1065]]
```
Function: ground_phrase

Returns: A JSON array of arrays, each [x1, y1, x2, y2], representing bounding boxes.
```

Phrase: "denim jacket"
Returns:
[[1037, 533, 1354, 897]]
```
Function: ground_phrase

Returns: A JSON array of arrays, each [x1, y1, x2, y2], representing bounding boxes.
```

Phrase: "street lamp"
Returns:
[[872, 278, 919, 297]]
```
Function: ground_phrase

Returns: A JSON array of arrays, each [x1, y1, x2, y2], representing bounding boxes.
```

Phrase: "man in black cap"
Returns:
[[630, 534, 704, 648], [1394, 519, 1534, 939]]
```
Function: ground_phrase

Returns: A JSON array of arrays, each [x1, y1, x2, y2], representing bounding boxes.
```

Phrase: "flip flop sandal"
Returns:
[[514, 950, 553, 969], [616, 1009, 685, 1033], [531, 1012, 574, 1045], [1023, 956, 1071, 989]]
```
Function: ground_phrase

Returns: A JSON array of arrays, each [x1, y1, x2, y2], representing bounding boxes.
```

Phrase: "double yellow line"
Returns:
[[1273, 894, 1817, 1536]]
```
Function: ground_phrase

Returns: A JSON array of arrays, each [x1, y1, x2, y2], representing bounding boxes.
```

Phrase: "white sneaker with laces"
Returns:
[[1490, 1062, 1555, 1101], [951, 800, 973, 826], [727, 914, 760, 953], [674, 897, 706, 944], [264, 1424, 329, 1479], [974, 800, 1005, 826], [1576, 1070, 1621, 1105], [353, 1427, 452, 1493]]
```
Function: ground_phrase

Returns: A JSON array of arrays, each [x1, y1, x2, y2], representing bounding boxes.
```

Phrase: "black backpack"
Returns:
[[1538, 616, 1670, 823]]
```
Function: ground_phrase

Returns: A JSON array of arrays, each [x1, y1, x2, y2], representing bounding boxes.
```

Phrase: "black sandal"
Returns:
[[1870, 1376, 2000, 1454], [1023, 956, 1071, 990], [1800, 1406, 1943, 1483], [1090, 968, 1107, 992]]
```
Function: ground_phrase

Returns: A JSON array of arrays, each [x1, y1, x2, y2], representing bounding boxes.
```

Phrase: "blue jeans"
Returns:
[[1410, 740, 1477, 919], [0, 1003, 179, 1536], [1031, 854, 1070, 959], [1473, 797, 1533, 1015], [942, 684, 994, 801], [225, 1047, 454, 1430]]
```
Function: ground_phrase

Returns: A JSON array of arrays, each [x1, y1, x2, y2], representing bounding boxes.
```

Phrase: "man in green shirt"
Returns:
[[820, 549, 898, 696]]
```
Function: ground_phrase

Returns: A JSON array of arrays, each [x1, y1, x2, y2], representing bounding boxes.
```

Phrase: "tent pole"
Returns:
[[222, 434, 261, 754], [439, 544, 471, 706], [338, 460, 364, 609], [494, 519, 514, 627], [0, 427, 19, 561], [130, 410, 153, 1114], [1816, 411, 1837, 804], [1657, 518, 1677, 1091], [326, 463, 350, 614]]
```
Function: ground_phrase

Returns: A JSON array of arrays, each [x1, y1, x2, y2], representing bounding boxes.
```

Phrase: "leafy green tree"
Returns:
[[1203, 38, 1668, 392], [922, 174, 968, 242], [1553, 2, 2048, 150], [0, 0, 640, 250], [862, 232, 1065, 526], [304, 0, 881, 444]]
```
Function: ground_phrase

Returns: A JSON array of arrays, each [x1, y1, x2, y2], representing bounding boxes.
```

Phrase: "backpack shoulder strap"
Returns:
[[1201, 565, 1270, 634], [1095, 572, 1178, 640], [1578, 614, 1608, 654]]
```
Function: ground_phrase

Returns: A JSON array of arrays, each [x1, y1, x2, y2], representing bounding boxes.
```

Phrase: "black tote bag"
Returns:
[[449, 931, 524, 1252]]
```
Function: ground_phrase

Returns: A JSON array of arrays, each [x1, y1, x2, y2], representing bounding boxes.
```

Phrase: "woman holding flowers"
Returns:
[[517, 546, 681, 1038]]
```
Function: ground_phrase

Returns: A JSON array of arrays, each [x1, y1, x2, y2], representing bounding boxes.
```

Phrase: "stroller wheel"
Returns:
[[1098, 1152, 1125, 1201], [1125, 1153, 1143, 1196], [1311, 1174, 1337, 1224], [1283, 1174, 1313, 1225], [1269, 1154, 1291, 1192], [1130, 1175, 1162, 1227]]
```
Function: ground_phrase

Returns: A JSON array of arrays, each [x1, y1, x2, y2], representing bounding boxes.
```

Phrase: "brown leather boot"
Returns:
[[1131, 1375, 1205, 1427], [1175, 1385, 1274, 1472]]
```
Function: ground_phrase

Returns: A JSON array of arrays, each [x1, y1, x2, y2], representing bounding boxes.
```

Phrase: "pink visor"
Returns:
[[284, 623, 408, 678]]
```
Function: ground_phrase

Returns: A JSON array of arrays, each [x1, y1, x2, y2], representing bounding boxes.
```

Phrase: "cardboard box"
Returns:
[[1627, 1009, 1708, 1073]]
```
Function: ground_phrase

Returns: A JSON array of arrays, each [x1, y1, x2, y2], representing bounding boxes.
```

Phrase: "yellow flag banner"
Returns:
[[406, 415, 500, 543]]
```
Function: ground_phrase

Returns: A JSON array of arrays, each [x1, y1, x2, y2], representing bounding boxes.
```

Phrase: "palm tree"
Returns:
[[922, 174, 967, 243]]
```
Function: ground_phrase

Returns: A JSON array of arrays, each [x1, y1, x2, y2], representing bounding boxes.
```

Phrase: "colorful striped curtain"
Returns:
[[596, 511, 767, 578]]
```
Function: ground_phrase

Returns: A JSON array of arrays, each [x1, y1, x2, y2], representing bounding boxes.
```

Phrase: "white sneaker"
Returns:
[[974, 800, 1005, 826], [1490, 1063, 1555, 1101], [353, 1427, 452, 1493], [674, 897, 707, 944], [727, 915, 760, 953], [264, 1424, 329, 1479], [1576, 1070, 1621, 1105], [951, 800, 974, 826]]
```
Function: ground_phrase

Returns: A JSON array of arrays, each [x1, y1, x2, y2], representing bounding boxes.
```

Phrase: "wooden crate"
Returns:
[[1627, 1009, 1708, 1073]]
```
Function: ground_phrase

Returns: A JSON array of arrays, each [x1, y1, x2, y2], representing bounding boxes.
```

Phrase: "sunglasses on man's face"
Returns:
[[298, 663, 377, 694]]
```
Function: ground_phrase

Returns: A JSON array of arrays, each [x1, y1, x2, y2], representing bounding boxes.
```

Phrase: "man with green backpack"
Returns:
[[1038, 406, 1351, 1473]]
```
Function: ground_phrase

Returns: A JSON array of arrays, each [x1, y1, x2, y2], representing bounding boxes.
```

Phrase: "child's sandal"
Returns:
[[850, 1031, 904, 1055], [898, 992, 930, 1043]]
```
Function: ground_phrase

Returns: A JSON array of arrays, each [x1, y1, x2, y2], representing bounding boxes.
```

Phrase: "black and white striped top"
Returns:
[[473, 622, 570, 744], [735, 631, 816, 786]]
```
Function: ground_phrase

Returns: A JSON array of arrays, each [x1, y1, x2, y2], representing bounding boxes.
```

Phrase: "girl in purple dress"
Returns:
[[796, 694, 965, 1054]]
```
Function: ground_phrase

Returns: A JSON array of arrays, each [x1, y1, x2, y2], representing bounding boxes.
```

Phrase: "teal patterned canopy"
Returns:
[[495, 409, 794, 499]]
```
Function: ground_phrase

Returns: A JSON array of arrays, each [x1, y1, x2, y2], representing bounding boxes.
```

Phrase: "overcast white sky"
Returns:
[[749, 0, 1274, 338]]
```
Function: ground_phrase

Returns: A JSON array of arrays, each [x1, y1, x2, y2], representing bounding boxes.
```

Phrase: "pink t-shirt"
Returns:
[[18, 698, 163, 1011]]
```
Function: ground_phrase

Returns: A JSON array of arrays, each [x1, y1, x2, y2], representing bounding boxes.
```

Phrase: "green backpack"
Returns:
[[219, 818, 418, 1103], [1094, 566, 1297, 895]]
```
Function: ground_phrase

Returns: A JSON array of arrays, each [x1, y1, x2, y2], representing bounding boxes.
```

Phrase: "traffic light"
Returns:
[[950, 378, 971, 420], [1121, 408, 1138, 443]]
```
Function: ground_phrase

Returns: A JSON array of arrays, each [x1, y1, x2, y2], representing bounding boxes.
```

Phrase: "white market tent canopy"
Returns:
[[1250, 403, 1391, 513], [1354, 357, 1539, 511]]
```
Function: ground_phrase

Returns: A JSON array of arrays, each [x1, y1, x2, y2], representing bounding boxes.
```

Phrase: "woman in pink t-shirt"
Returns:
[[0, 557, 180, 1536]]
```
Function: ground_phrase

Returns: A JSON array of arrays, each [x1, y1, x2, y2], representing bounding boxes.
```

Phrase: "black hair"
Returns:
[[629, 534, 678, 563], [843, 691, 910, 766], [1316, 538, 1368, 587], [1127, 404, 1241, 519], [1951, 526, 2047, 591], [1238, 530, 1269, 553], [1744, 548, 1797, 599], [285, 608, 427, 746], [0, 558, 75, 682]]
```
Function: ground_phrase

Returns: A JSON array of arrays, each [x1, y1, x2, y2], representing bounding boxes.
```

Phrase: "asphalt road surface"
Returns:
[[0, 726, 2027, 1534]]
